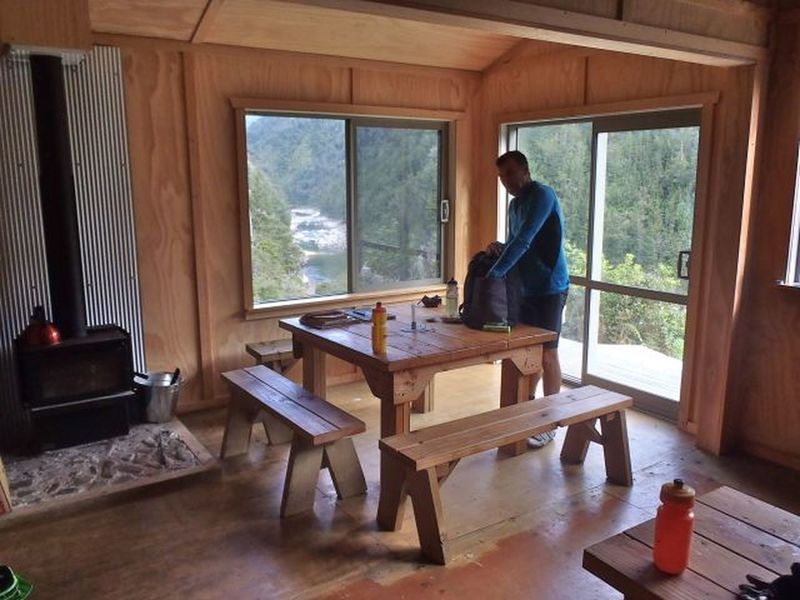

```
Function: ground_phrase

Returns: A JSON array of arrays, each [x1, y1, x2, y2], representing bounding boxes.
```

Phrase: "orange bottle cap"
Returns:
[[659, 479, 696, 505]]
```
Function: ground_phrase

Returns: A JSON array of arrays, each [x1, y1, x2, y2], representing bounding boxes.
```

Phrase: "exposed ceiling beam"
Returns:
[[191, 0, 226, 44], [281, 0, 768, 66], [93, 32, 484, 78]]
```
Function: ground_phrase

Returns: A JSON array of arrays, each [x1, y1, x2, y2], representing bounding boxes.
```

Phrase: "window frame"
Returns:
[[783, 140, 800, 288], [232, 98, 461, 318]]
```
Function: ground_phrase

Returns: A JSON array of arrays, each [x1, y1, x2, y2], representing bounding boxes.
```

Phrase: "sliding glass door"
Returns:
[[506, 109, 701, 419]]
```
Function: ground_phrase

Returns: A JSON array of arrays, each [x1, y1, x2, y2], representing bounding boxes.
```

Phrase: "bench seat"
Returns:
[[222, 365, 367, 517], [378, 385, 633, 564], [245, 339, 297, 373]]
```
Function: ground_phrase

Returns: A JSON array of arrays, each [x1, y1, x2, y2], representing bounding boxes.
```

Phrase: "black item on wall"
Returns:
[[29, 54, 87, 340]]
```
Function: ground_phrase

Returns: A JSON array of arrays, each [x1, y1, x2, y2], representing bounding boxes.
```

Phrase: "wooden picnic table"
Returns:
[[583, 486, 800, 599], [279, 304, 556, 529]]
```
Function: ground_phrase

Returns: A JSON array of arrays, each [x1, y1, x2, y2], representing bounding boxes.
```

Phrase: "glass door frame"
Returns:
[[502, 107, 704, 422]]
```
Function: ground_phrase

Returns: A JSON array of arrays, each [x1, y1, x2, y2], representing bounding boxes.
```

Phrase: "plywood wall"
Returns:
[[729, 20, 800, 471], [472, 41, 756, 455], [120, 41, 479, 411], [123, 48, 204, 409]]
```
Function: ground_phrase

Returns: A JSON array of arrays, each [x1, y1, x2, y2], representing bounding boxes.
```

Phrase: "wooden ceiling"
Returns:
[[88, 0, 521, 70], [88, 0, 774, 70]]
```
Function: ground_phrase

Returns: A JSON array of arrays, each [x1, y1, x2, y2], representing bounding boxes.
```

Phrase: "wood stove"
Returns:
[[12, 54, 135, 450], [15, 326, 135, 450]]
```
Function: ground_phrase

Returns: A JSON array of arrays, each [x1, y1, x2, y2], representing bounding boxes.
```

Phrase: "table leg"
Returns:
[[499, 358, 533, 456], [364, 368, 414, 530], [302, 343, 327, 399], [412, 375, 435, 414]]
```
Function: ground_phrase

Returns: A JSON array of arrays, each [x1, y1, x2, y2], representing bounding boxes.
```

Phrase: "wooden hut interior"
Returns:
[[1, 1, 799, 598]]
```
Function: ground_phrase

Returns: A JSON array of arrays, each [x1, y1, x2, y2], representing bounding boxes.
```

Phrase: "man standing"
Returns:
[[488, 150, 569, 448]]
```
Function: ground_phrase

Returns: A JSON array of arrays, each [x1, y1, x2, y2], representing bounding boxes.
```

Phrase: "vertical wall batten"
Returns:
[[0, 47, 144, 450]]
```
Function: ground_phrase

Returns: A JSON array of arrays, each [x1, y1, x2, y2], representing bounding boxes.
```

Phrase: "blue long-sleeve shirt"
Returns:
[[488, 181, 569, 297]]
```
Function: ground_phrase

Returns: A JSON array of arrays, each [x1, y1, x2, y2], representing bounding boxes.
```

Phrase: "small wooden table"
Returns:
[[583, 486, 800, 599], [279, 304, 555, 529]]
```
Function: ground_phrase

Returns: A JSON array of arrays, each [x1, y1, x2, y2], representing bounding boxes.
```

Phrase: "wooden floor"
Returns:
[[1, 363, 799, 599]]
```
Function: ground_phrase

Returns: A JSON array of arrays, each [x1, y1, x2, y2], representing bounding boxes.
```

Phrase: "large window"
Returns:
[[239, 112, 448, 308]]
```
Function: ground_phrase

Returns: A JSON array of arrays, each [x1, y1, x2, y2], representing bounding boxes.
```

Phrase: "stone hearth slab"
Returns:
[[0, 419, 216, 516]]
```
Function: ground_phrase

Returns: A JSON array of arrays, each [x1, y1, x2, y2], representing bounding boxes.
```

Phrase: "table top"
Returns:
[[279, 304, 556, 373], [583, 486, 800, 599]]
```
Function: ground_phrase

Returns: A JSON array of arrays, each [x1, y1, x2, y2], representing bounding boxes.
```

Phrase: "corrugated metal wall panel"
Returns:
[[0, 47, 144, 451], [0, 56, 49, 448], [64, 47, 145, 370]]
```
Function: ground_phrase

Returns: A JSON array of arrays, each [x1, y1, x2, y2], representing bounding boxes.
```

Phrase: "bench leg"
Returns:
[[323, 438, 367, 499], [408, 467, 448, 565], [220, 395, 257, 458], [560, 419, 599, 464], [377, 453, 409, 531], [260, 412, 293, 445], [600, 410, 633, 487], [280, 437, 324, 518]]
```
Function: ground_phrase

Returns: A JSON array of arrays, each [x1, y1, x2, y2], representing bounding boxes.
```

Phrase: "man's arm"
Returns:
[[487, 188, 555, 277]]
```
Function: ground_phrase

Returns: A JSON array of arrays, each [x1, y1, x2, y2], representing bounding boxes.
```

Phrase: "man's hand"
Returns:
[[486, 241, 504, 258]]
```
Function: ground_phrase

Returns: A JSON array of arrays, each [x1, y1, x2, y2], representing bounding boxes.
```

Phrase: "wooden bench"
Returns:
[[221, 365, 367, 517], [378, 385, 633, 564], [245, 339, 297, 373]]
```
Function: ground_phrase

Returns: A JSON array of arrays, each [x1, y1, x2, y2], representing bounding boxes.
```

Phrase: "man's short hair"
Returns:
[[496, 150, 529, 171]]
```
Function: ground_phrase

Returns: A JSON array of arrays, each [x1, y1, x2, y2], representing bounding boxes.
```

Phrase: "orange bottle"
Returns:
[[653, 478, 696, 574], [371, 302, 387, 354]]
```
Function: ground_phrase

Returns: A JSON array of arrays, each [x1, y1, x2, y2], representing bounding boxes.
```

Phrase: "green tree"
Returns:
[[355, 127, 441, 285], [248, 162, 307, 303]]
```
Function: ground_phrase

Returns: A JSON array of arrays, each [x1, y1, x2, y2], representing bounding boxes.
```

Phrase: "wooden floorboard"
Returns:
[[1, 363, 799, 599]]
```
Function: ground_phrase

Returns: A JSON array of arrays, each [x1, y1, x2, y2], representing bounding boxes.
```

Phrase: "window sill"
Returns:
[[244, 284, 447, 321], [776, 280, 800, 292]]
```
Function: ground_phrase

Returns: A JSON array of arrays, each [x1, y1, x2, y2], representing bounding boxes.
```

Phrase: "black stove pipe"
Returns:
[[29, 55, 87, 338]]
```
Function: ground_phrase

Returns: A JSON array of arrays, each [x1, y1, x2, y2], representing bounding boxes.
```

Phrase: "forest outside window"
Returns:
[[240, 112, 448, 309]]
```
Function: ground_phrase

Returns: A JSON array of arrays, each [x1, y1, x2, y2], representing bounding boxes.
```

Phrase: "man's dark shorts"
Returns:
[[519, 292, 568, 349]]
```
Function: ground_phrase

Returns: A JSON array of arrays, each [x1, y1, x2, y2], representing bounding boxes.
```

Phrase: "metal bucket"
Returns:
[[133, 371, 182, 423]]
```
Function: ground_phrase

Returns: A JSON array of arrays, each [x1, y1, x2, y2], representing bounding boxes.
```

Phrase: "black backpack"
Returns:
[[459, 250, 521, 330]]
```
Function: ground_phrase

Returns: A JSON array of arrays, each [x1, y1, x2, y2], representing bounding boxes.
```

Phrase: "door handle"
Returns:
[[677, 251, 691, 280]]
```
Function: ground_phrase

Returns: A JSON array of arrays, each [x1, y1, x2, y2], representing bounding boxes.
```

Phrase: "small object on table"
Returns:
[[345, 308, 372, 321], [439, 315, 462, 324], [411, 304, 417, 331], [737, 563, 800, 599], [300, 310, 360, 329], [418, 295, 441, 308], [653, 478, 695, 574], [482, 322, 510, 333], [371, 302, 387, 354], [445, 278, 459, 318]]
